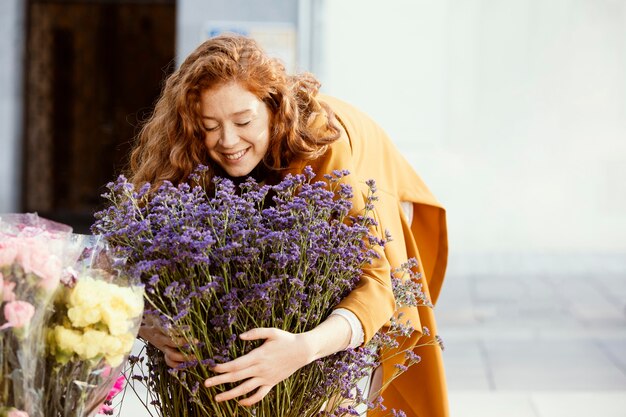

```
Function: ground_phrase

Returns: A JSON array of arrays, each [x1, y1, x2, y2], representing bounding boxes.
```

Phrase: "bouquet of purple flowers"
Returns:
[[93, 166, 429, 417]]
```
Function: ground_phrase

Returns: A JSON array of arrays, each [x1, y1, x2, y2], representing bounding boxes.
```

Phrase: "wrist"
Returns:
[[301, 315, 352, 363], [298, 331, 321, 364]]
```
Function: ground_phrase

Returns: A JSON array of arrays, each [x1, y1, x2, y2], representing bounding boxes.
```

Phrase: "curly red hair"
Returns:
[[128, 34, 340, 189]]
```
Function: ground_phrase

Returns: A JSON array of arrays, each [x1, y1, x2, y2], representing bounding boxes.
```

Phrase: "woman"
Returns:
[[134, 34, 449, 417]]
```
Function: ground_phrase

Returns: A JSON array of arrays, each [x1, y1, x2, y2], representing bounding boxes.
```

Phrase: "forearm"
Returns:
[[334, 242, 395, 344], [331, 308, 364, 348], [302, 314, 352, 362]]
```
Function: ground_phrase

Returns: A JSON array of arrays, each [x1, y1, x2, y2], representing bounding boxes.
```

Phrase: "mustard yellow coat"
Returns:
[[284, 95, 449, 417]]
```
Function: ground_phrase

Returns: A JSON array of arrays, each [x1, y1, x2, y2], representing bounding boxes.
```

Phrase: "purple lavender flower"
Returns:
[[93, 166, 432, 417]]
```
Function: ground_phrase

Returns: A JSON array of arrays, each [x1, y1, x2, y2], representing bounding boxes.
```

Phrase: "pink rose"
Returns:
[[34, 255, 62, 291], [7, 408, 29, 417], [0, 239, 18, 266], [14, 237, 41, 272], [16, 237, 62, 291], [1, 301, 36, 330], [2, 277, 17, 302]]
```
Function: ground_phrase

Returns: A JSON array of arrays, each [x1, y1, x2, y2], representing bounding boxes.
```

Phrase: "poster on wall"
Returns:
[[203, 21, 297, 73]]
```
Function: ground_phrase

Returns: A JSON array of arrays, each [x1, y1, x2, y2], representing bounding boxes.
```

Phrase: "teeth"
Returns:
[[224, 149, 247, 160]]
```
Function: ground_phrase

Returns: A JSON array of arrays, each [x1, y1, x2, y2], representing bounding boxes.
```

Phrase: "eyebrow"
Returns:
[[202, 109, 254, 120]]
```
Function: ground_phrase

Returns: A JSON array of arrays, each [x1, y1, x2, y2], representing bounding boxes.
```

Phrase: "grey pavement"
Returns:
[[116, 266, 626, 416], [437, 268, 626, 417]]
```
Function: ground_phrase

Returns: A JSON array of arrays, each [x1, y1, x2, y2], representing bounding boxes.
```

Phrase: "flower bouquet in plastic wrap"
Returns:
[[0, 213, 144, 417], [93, 166, 432, 417]]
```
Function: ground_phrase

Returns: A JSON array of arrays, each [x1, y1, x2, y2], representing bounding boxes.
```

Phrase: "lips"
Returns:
[[223, 148, 248, 160]]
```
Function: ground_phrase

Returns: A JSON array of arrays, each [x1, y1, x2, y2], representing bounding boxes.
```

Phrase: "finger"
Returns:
[[204, 367, 256, 387], [166, 329, 189, 343], [143, 327, 178, 348], [214, 378, 260, 402], [159, 335, 182, 349], [239, 327, 276, 341], [239, 385, 272, 407], [163, 346, 187, 363], [164, 355, 182, 369], [174, 335, 201, 347], [168, 334, 185, 345], [212, 353, 257, 373], [142, 314, 160, 327], [170, 335, 198, 350]]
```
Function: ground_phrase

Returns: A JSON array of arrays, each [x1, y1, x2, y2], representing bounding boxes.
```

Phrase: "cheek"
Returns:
[[258, 127, 271, 151], [262, 135, 271, 153], [203, 135, 218, 151]]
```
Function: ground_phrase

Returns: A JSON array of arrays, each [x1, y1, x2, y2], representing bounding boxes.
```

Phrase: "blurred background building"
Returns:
[[1, 1, 625, 415]]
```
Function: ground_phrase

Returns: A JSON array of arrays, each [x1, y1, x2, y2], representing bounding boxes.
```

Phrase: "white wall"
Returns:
[[177, 0, 298, 64], [0, 0, 24, 213], [318, 0, 626, 273]]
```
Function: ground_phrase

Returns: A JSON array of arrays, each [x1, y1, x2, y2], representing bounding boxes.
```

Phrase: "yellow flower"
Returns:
[[118, 332, 135, 352], [53, 326, 83, 354], [102, 332, 135, 367], [121, 287, 144, 317], [68, 276, 101, 308], [101, 285, 144, 335], [106, 353, 124, 368], [101, 310, 127, 335], [66, 275, 144, 335], [81, 329, 109, 359], [67, 305, 102, 327], [53, 275, 144, 366]]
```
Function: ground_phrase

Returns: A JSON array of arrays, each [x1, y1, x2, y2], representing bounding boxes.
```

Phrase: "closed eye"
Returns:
[[235, 121, 251, 127], [203, 125, 219, 132]]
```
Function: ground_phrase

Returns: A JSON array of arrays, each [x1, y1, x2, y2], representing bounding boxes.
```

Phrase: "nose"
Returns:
[[219, 124, 238, 148]]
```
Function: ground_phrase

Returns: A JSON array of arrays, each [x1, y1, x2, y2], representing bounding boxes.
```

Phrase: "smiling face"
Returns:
[[200, 82, 271, 178]]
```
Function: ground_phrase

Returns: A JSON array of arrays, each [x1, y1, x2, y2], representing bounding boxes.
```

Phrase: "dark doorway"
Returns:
[[23, 0, 176, 233]]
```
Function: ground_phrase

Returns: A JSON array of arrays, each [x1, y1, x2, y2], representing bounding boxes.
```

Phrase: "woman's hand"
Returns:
[[138, 315, 188, 368], [204, 315, 352, 406], [204, 328, 312, 406]]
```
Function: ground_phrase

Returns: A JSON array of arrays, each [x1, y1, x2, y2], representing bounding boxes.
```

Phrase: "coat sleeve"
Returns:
[[298, 135, 396, 345]]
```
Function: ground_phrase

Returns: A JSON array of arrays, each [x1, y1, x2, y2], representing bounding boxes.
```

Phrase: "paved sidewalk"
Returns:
[[117, 265, 626, 416], [437, 268, 626, 417]]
